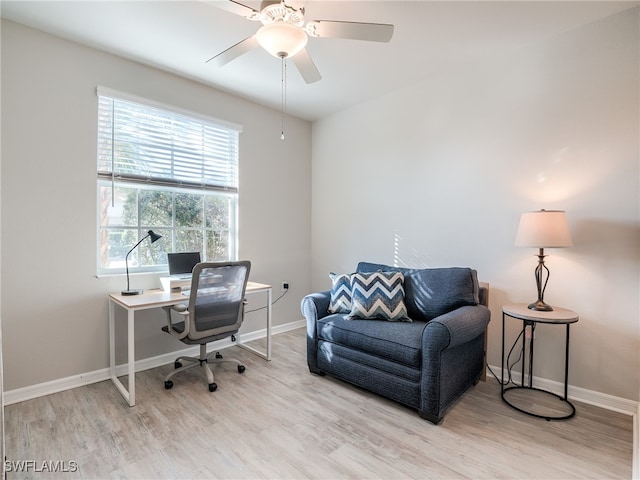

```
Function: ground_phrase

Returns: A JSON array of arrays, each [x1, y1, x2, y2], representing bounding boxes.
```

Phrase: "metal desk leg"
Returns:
[[237, 288, 272, 361], [127, 308, 135, 406], [109, 301, 136, 407], [109, 299, 116, 384], [266, 287, 272, 361]]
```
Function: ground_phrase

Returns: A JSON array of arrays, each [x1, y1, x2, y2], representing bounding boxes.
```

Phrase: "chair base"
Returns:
[[164, 344, 245, 391]]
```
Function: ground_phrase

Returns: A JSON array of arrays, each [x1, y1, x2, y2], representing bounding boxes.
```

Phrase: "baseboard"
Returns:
[[4, 319, 306, 406], [487, 364, 638, 415]]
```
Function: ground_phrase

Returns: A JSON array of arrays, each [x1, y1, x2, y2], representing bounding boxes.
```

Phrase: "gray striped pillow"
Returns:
[[348, 271, 410, 322], [328, 272, 352, 313]]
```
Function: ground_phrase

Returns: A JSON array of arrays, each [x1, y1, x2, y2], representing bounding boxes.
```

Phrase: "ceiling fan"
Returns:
[[206, 0, 394, 84]]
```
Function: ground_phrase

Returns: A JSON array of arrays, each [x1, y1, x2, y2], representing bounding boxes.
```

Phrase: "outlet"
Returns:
[[282, 282, 289, 291]]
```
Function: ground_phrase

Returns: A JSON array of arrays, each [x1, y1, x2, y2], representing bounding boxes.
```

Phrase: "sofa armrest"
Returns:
[[301, 291, 332, 374], [424, 305, 490, 350], [420, 304, 491, 423], [301, 290, 331, 323]]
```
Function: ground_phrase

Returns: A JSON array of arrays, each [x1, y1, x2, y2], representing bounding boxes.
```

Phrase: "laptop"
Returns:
[[167, 252, 201, 279]]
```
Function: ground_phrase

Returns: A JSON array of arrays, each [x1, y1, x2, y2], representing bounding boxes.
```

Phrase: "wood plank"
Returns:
[[5, 327, 632, 479]]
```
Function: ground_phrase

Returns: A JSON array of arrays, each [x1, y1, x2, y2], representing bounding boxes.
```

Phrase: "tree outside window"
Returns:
[[96, 88, 240, 274]]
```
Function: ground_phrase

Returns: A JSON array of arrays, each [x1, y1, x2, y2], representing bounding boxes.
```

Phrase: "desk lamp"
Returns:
[[515, 210, 572, 311], [122, 230, 162, 296]]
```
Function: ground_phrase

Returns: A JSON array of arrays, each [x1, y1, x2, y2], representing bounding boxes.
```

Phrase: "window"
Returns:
[[96, 87, 242, 275]]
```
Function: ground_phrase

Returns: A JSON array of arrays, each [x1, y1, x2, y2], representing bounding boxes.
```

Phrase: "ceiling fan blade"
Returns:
[[209, 0, 261, 20], [206, 35, 259, 66], [292, 48, 322, 84], [306, 20, 394, 42]]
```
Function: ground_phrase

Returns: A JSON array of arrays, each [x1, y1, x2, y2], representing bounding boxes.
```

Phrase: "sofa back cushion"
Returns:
[[356, 262, 480, 322]]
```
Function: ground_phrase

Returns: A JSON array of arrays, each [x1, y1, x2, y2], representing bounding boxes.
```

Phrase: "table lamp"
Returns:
[[122, 230, 162, 296], [515, 210, 572, 311]]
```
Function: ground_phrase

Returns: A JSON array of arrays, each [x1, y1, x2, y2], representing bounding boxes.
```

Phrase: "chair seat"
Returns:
[[162, 323, 239, 345]]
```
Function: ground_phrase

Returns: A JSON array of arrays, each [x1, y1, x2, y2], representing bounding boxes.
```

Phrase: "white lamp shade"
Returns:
[[515, 210, 573, 248], [256, 22, 308, 58]]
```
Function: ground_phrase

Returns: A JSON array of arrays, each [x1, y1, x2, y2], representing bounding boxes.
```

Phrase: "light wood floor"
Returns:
[[6, 327, 633, 479]]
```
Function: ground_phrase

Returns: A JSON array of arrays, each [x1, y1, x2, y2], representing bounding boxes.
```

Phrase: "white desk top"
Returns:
[[245, 281, 272, 293], [109, 281, 271, 310]]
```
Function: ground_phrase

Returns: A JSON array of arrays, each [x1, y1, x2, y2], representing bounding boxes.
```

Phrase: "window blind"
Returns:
[[97, 87, 241, 192]]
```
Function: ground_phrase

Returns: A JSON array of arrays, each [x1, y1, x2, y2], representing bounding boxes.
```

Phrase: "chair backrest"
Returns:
[[185, 261, 251, 341]]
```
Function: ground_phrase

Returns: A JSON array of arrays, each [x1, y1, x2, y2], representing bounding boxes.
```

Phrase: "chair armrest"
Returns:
[[167, 304, 188, 313], [162, 304, 189, 340], [301, 291, 332, 323], [423, 305, 490, 351]]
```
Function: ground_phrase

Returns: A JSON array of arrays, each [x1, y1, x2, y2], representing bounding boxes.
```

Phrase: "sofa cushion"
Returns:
[[318, 341, 422, 382], [356, 262, 479, 322], [348, 271, 410, 321], [317, 313, 427, 368], [328, 272, 352, 313]]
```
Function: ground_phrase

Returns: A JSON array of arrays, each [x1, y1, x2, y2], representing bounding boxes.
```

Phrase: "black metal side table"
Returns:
[[501, 303, 579, 421]]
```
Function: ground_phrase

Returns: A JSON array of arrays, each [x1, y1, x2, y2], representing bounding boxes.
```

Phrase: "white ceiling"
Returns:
[[1, 0, 636, 121]]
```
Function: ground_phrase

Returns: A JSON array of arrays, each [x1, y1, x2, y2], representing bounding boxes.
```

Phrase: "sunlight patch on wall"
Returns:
[[514, 145, 612, 204], [393, 231, 433, 269]]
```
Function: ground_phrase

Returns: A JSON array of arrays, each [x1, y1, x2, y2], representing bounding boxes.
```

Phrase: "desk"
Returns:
[[109, 281, 272, 406], [501, 303, 578, 421]]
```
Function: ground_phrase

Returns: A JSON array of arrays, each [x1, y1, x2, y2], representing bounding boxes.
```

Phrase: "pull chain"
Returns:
[[281, 56, 287, 140]]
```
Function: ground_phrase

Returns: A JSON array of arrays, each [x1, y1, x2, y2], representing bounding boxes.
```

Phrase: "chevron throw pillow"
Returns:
[[328, 272, 353, 313], [348, 271, 410, 322]]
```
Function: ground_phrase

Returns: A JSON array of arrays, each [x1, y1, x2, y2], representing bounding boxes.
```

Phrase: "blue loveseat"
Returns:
[[301, 262, 490, 424]]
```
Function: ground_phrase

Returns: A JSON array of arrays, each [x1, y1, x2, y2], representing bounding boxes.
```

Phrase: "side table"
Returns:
[[501, 303, 579, 420]]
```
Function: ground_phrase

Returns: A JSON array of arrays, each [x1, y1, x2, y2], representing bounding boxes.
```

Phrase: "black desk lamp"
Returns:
[[122, 230, 162, 296]]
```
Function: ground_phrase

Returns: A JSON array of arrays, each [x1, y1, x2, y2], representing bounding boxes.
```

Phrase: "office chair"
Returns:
[[161, 261, 251, 392]]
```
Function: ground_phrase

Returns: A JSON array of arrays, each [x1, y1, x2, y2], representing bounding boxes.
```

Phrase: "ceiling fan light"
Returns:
[[256, 22, 308, 58]]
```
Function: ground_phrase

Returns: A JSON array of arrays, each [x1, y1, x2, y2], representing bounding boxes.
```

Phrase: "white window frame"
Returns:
[[96, 87, 242, 275]]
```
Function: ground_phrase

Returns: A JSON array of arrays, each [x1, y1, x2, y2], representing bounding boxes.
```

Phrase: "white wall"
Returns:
[[311, 8, 639, 401], [0, 20, 311, 391], [0, 17, 4, 469]]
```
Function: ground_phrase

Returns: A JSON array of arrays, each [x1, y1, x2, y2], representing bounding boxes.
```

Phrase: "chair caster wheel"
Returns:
[[208, 383, 218, 392], [174, 361, 182, 369], [238, 365, 246, 374], [215, 352, 223, 359], [164, 380, 173, 389]]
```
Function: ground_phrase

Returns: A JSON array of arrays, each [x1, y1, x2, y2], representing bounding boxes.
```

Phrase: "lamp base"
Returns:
[[528, 300, 553, 311], [122, 289, 143, 296]]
